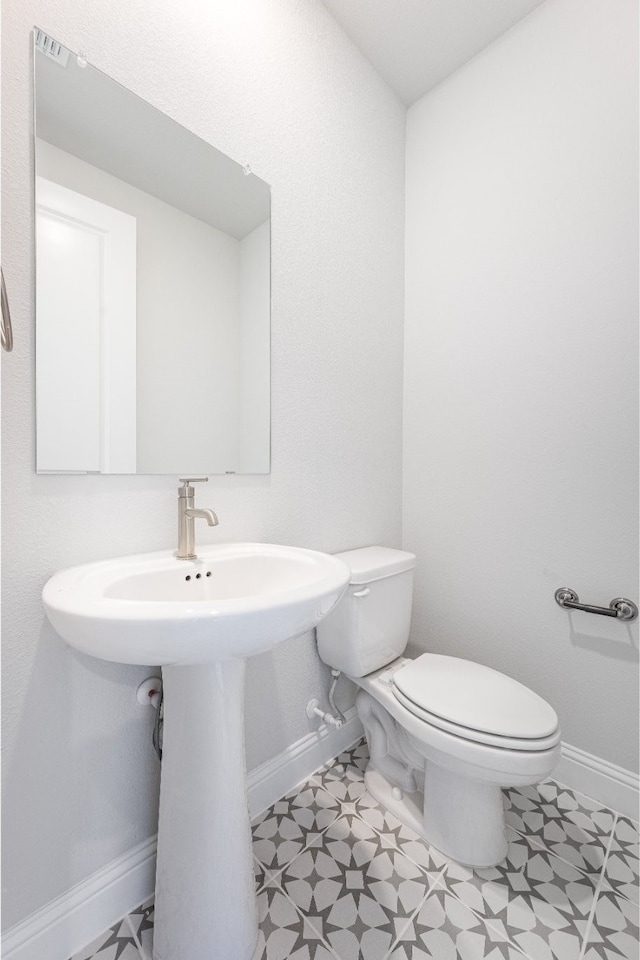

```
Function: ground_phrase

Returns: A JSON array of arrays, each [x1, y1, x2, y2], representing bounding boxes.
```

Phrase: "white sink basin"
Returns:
[[42, 542, 349, 960], [42, 542, 350, 665]]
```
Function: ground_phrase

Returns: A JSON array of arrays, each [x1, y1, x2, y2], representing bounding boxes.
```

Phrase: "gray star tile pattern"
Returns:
[[602, 818, 639, 906], [127, 900, 154, 959], [388, 886, 530, 960], [582, 889, 639, 960], [276, 814, 438, 959], [503, 782, 616, 879], [69, 916, 143, 960], [71, 739, 639, 960], [440, 829, 597, 960], [252, 778, 343, 873]]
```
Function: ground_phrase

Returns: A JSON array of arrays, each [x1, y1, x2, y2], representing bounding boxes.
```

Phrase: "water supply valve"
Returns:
[[136, 676, 163, 709], [306, 698, 343, 728]]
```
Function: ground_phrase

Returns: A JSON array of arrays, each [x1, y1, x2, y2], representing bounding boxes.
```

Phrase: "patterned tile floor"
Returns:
[[72, 740, 639, 960]]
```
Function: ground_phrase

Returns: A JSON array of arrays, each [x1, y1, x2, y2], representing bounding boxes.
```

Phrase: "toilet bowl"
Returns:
[[316, 546, 561, 868]]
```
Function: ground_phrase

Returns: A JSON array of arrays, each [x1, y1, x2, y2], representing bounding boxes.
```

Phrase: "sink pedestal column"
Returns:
[[153, 660, 258, 960]]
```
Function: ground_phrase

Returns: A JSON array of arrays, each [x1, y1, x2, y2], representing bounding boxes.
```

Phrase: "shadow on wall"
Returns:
[[1, 622, 161, 927], [245, 644, 286, 769], [567, 616, 639, 662]]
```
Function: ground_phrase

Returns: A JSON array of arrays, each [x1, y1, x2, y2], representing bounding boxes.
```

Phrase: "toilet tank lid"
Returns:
[[335, 546, 417, 584]]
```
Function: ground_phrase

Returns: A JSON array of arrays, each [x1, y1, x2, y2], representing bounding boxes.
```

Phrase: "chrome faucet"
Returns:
[[177, 478, 219, 560]]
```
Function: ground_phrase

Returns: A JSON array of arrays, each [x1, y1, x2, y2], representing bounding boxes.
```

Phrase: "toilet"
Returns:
[[316, 546, 561, 868]]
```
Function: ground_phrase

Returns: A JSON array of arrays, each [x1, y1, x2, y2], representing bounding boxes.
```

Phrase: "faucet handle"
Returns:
[[178, 477, 208, 496]]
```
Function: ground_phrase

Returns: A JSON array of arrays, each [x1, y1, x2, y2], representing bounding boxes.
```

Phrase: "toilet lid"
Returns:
[[391, 654, 558, 740]]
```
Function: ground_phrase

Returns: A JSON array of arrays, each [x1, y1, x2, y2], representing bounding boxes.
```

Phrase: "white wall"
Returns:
[[36, 140, 242, 474], [1, 0, 405, 929], [404, 0, 638, 770]]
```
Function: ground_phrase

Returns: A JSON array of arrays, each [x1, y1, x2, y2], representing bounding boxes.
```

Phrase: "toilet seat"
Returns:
[[392, 685, 560, 751], [361, 661, 561, 778], [391, 653, 560, 752]]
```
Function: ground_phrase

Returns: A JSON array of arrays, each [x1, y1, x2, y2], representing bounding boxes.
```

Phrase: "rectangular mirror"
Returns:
[[33, 30, 271, 475]]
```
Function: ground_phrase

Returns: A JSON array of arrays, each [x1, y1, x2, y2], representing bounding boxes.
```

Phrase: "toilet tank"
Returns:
[[316, 546, 417, 678]]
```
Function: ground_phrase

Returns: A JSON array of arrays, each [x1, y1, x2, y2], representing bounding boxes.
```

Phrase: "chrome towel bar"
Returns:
[[1, 267, 14, 352], [555, 588, 638, 621]]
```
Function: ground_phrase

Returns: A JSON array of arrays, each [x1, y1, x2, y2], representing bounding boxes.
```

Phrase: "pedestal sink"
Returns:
[[43, 543, 350, 960]]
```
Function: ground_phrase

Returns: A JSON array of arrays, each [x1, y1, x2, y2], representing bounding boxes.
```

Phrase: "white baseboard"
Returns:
[[1, 710, 363, 960], [555, 741, 639, 821], [247, 706, 364, 820]]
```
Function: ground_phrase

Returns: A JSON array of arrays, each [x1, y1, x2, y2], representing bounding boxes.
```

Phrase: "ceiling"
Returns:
[[320, 0, 548, 106]]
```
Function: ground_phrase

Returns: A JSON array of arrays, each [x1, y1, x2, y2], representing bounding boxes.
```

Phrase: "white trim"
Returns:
[[0, 837, 157, 960], [248, 706, 363, 820], [1, 711, 363, 960], [555, 741, 639, 821], [35, 176, 137, 474]]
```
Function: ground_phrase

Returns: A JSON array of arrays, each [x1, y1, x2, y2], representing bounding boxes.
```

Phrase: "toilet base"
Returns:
[[364, 763, 508, 868], [356, 686, 509, 868], [421, 762, 508, 867], [364, 767, 425, 836], [353, 681, 558, 869]]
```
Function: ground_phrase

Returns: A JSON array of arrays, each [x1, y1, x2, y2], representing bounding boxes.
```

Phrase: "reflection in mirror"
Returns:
[[34, 30, 271, 475]]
